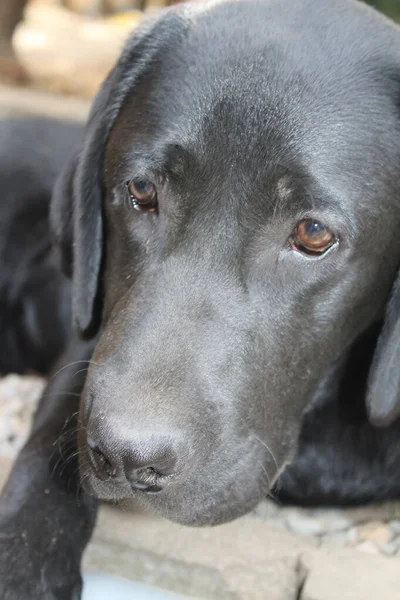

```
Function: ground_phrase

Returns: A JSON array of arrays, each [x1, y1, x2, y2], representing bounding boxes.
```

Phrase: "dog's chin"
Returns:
[[143, 487, 265, 527], [81, 464, 269, 527]]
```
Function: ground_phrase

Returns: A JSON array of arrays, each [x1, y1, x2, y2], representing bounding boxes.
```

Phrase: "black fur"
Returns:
[[0, 118, 81, 374]]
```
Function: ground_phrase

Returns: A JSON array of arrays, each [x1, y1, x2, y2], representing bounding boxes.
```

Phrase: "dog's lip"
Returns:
[[81, 471, 131, 500]]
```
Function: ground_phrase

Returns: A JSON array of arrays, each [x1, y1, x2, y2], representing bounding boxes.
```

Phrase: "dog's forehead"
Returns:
[[106, 0, 400, 207]]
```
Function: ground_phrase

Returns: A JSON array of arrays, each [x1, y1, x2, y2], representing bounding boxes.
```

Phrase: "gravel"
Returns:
[[0, 374, 45, 456]]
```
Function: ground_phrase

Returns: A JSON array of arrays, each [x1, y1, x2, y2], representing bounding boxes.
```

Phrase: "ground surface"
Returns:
[[1, 85, 400, 598]]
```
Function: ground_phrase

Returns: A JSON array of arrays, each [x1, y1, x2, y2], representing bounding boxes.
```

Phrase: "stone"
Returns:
[[283, 508, 351, 537], [388, 503, 400, 520], [319, 527, 358, 550], [310, 510, 351, 534], [0, 375, 45, 456], [357, 521, 393, 544], [390, 520, 400, 535], [379, 539, 400, 556], [284, 511, 325, 536], [346, 527, 359, 546], [356, 541, 380, 555], [340, 503, 400, 524], [301, 549, 400, 600]]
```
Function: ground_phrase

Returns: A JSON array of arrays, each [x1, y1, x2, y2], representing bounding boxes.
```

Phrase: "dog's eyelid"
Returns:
[[124, 168, 166, 187], [290, 237, 340, 260]]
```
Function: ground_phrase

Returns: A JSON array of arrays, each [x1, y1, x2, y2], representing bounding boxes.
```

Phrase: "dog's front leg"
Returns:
[[0, 338, 97, 600]]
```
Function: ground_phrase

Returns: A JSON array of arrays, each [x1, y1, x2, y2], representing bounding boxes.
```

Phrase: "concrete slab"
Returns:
[[84, 504, 314, 599], [301, 547, 400, 600]]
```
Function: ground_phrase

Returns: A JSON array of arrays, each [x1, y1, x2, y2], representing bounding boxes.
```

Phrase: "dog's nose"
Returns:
[[87, 435, 178, 493]]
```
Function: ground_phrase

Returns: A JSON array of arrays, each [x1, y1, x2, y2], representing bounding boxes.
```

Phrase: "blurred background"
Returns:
[[367, 0, 400, 20], [0, 0, 398, 99]]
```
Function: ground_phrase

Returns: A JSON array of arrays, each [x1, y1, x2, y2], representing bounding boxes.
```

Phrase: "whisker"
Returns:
[[50, 359, 102, 381], [252, 434, 279, 471], [77, 462, 93, 497], [257, 459, 271, 488], [72, 367, 90, 379], [41, 392, 82, 400]]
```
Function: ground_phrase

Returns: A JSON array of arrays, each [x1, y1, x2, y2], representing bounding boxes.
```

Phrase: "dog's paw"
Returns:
[[0, 516, 83, 600], [0, 581, 82, 600], [0, 562, 82, 600], [0, 565, 82, 600]]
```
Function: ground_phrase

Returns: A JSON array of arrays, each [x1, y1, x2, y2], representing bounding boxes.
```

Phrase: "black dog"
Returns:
[[1, 0, 400, 597]]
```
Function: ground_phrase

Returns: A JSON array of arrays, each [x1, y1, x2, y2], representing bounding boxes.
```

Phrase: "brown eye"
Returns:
[[127, 179, 158, 212], [292, 219, 337, 256]]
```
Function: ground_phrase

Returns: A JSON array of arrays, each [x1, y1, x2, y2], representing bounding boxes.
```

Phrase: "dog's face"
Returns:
[[52, 0, 400, 525]]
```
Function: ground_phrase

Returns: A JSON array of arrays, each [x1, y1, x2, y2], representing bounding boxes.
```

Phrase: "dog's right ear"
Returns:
[[51, 7, 190, 338]]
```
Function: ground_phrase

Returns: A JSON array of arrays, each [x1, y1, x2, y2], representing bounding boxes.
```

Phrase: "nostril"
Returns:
[[123, 445, 178, 492], [86, 433, 181, 492], [131, 480, 163, 493], [127, 467, 164, 493], [87, 439, 118, 479]]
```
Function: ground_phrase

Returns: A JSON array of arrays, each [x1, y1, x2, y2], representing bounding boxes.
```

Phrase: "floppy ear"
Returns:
[[51, 150, 80, 279], [50, 8, 189, 337], [50, 69, 117, 337], [367, 273, 400, 426]]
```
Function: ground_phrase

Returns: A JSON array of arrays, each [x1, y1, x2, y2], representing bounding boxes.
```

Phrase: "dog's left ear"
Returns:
[[367, 272, 400, 426], [51, 150, 80, 280]]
